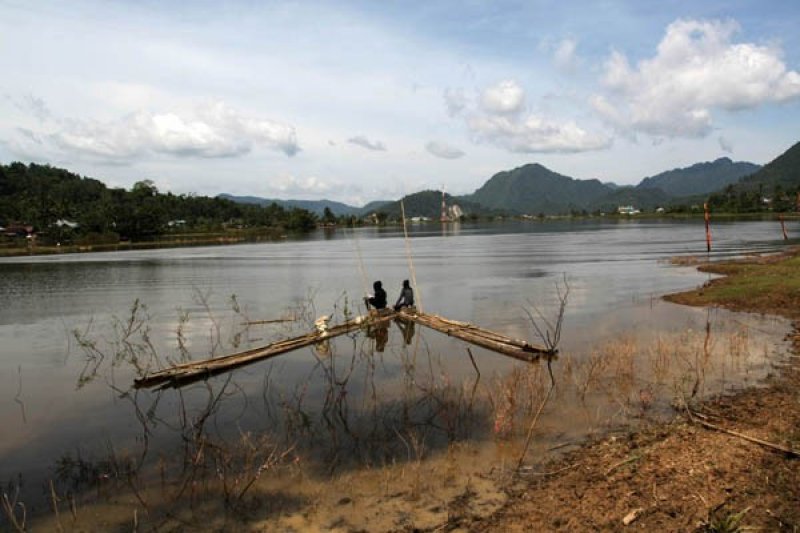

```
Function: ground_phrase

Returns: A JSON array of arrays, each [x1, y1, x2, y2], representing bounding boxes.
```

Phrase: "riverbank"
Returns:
[[0, 228, 290, 257], [465, 248, 800, 531]]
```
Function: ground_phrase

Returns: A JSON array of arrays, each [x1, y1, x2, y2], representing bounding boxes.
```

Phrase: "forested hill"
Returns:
[[707, 142, 800, 212], [0, 162, 317, 241], [371, 190, 495, 219], [737, 141, 800, 191], [636, 158, 761, 197], [464, 163, 612, 215]]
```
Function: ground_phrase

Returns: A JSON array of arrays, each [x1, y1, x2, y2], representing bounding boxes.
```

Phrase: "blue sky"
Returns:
[[1, 0, 799, 205]]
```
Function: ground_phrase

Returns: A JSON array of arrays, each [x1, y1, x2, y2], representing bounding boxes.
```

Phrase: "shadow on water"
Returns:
[[1, 216, 795, 529], [3, 299, 515, 529], [2, 283, 793, 530]]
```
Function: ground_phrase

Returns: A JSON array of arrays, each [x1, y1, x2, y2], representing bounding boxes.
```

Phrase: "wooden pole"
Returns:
[[400, 199, 423, 313], [703, 202, 712, 253], [780, 214, 788, 241]]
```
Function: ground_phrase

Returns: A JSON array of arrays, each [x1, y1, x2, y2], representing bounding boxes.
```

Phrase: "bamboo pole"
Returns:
[[135, 312, 396, 388], [135, 309, 551, 390], [241, 318, 295, 326], [400, 199, 423, 313], [401, 310, 552, 362], [704, 202, 712, 253], [780, 214, 788, 241], [425, 314, 536, 349]]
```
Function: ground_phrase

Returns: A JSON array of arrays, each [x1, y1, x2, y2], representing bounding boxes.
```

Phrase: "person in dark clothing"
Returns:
[[366, 281, 387, 310], [393, 279, 414, 311]]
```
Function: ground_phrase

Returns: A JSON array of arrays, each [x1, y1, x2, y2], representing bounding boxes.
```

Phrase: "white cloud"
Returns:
[[593, 18, 800, 138], [347, 135, 386, 151], [467, 113, 611, 154], [451, 80, 611, 154], [553, 38, 579, 72], [425, 141, 465, 159], [270, 174, 336, 195], [480, 80, 526, 115], [11, 101, 299, 161]]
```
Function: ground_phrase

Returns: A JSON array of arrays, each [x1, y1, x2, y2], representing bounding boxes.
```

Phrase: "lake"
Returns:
[[0, 218, 795, 529]]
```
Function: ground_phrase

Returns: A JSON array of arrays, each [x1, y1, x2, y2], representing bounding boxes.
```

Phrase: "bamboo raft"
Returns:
[[134, 309, 551, 389]]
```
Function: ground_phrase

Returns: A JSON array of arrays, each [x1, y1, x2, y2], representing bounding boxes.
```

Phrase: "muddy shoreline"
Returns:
[[460, 250, 800, 532]]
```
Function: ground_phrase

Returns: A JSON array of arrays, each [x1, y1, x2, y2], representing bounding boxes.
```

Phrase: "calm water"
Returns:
[[0, 218, 795, 518]]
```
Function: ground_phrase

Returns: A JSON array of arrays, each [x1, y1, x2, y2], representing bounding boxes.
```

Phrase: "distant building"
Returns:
[[4, 223, 34, 237], [55, 219, 79, 229], [447, 204, 464, 220], [617, 205, 640, 215]]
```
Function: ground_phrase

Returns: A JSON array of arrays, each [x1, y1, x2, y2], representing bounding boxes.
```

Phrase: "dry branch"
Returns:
[[688, 409, 799, 458]]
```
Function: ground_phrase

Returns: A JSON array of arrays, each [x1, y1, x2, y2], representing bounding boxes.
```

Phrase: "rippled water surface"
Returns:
[[0, 219, 795, 523]]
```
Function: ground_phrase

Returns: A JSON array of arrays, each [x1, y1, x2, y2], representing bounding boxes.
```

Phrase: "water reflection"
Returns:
[[14, 297, 789, 530], [0, 220, 794, 528]]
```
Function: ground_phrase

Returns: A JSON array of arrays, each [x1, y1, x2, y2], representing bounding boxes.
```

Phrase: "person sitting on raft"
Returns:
[[365, 281, 387, 310], [393, 279, 414, 311]]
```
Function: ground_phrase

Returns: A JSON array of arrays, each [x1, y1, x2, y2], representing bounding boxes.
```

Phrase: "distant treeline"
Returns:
[[0, 162, 317, 243], [706, 183, 799, 213]]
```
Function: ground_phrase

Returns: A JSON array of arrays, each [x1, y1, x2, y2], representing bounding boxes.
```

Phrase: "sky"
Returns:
[[1, 0, 799, 206]]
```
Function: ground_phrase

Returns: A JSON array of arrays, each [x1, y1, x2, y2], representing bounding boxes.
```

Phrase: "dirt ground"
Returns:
[[439, 252, 800, 532], [460, 365, 800, 531]]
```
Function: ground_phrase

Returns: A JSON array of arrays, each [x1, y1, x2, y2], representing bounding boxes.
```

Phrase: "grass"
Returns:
[[666, 249, 800, 319]]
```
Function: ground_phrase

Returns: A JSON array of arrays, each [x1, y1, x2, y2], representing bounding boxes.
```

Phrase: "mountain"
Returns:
[[637, 157, 761, 197], [374, 190, 495, 219], [465, 163, 612, 215], [218, 194, 360, 216], [736, 141, 800, 191]]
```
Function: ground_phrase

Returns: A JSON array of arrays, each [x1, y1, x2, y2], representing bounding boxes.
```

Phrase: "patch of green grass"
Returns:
[[701, 507, 751, 533], [667, 251, 800, 319]]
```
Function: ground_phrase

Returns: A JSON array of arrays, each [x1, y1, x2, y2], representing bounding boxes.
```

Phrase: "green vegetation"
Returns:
[[707, 142, 800, 213], [0, 162, 318, 248], [370, 190, 496, 220], [739, 140, 800, 190], [465, 163, 610, 215], [666, 250, 800, 319], [637, 157, 760, 197], [4, 139, 800, 251]]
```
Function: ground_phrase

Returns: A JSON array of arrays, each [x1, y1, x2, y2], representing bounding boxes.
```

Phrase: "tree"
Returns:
[[0, 162, 320, 242], [132, 180, 158, 197], [322, 206, 336, 225]]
